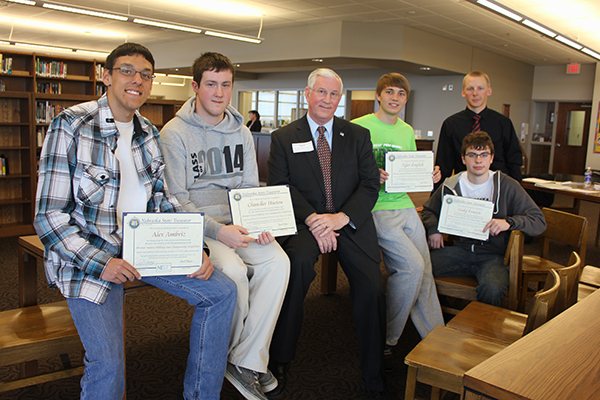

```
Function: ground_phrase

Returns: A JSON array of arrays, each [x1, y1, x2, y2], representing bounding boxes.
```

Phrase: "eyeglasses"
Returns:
[[110, 66, 155, 81], [310, 88, 342, 100], [465, 152, 491, 159]]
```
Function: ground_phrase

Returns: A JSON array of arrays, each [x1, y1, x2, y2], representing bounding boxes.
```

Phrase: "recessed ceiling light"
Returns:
[[311, 59, 323, 62], [420, 67, 431, 71]]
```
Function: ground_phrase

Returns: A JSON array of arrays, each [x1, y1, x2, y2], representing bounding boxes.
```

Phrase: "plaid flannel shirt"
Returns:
[[34, 94, 182, 305]]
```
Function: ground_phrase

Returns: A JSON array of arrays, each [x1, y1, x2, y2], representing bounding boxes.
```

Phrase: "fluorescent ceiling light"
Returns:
[[522, 19, 556, 37], [0, 41, 10, 45], [6, 0, 36, 5], [42, 3, 128, 21], [477, 0, 522, 21], [555, 36, 583, 50], [154, 73, 167, 77], [168, 74, 193, 79], [75, 49, 110, 56], [133, 19, 202, 34], [0, 16, 126, 38], [14, 42, 73, 52], [205, 31, 261, 44], [167, 0, 262, 17], [582, 48, 600, 60]]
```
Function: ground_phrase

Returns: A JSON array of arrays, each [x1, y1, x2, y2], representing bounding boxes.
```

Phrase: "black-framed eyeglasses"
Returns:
[[465, 152, 491, 159], [109, 66, 155, 81]]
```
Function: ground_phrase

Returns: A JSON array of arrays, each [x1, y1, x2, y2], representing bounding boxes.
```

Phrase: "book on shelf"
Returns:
[[0, 154, 7, 176], [0, 80, 5, 92], [0, 55, 13, 74], [36, 101, 66, 123], [95, 64, 104, 80], [37, 82, 62, 94], [35, 58, 67, 78], [37, 127, 47, 147]]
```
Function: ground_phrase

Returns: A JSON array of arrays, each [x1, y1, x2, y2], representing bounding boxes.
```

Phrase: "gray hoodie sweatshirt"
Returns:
[[160, 97, 258, 239]]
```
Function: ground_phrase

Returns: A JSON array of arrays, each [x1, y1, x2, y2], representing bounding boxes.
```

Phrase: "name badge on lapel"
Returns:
[[292, 141, 315, 153]]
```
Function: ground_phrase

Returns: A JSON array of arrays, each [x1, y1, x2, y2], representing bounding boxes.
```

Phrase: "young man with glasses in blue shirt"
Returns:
[[34, 42, 236, 400], [421, 131, 545, 306]]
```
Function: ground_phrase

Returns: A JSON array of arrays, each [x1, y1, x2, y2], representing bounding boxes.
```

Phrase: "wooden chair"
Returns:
[[578, 265, 600, 301], [434, 230, 524, 315], [446, 253, 580, 345], [404, 269, 560, 400], [0, 280, 154, 394], [520, 207, 587, 312], [0, 301, 85, 393]]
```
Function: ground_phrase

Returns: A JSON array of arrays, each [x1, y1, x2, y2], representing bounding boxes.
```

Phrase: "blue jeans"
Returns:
[[66, 269, 236, 400], [430, 246, 508, 306]]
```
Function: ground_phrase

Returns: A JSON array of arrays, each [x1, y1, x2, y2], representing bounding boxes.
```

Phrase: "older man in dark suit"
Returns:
[[267, 68, 388, 400]]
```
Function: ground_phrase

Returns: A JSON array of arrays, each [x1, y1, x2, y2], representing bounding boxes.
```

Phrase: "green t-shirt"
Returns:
[[352, 113, 416, 211]]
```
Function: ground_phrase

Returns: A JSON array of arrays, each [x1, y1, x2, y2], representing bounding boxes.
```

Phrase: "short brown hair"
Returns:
[[106, 42, 154, 72], [192, 52, 235, 84], [463, 71, 491, 90], [376, 73, 410, 101], [461, 131, 495, 155]]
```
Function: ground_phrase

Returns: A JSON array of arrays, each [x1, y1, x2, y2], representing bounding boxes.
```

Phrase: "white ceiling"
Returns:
[[0, 0, 599, 73]]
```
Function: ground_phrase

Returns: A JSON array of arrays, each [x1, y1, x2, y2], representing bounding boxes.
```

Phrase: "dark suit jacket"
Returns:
[[267, 115, 380, 262]]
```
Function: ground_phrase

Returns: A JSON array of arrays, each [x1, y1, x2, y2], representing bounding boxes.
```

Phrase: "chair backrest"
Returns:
[[503, 230, 524, 311], [524, 269, 560, 335], [552, 252, 582, 315], [540, 208, 588, 263]]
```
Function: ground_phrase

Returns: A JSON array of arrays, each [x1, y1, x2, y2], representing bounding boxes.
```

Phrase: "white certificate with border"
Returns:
[[122, 212, 204, 276], [385, 151, 434, 193], [228, 185, 297, 239], [438, 194, 494, 241]]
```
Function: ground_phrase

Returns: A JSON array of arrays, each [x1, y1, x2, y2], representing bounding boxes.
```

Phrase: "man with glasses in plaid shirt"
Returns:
[[34, 42, 236, 400]]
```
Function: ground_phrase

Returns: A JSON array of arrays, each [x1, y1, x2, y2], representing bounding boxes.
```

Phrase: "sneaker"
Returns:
[[258, 370, 278, 393], [384, 345, 394, 373], [225, 363, 268, 400]]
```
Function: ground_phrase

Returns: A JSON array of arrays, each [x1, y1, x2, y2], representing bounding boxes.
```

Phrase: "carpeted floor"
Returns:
[[1, 193, 598, 399]]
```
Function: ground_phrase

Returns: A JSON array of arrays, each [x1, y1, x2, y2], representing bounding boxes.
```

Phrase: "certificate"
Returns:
[[122, 212, 204, 276], [385, 151, 434, 193], [228, 185, 297, 239], [438, 194, 494, 241]]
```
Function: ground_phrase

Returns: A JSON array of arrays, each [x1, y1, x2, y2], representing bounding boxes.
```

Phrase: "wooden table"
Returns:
[[522, 174, 600, 245], [463, 289, 600, 400]]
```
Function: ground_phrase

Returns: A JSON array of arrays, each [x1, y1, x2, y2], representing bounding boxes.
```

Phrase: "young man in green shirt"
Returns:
[[352, 73, 444, 370]]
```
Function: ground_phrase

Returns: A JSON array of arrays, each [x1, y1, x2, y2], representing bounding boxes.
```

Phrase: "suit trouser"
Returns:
[[270, 228, 387, 392]]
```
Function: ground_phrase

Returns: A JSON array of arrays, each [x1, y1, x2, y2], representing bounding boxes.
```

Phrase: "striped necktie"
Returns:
[[472, 114, 481, 132], [316, 126, 334, 213]]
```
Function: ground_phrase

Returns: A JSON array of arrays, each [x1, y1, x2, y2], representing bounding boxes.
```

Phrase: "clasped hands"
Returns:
[[306, 212, 349, 254]]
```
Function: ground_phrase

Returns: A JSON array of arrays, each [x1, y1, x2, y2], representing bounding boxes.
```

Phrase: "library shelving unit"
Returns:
[[0, 50, 184, 238]]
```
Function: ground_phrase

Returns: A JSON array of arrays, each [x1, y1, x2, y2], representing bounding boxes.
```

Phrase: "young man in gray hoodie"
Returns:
[[161, 52, 290, 400]]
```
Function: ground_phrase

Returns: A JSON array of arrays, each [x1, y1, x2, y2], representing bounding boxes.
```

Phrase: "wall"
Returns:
[[532, 64, 595, 101], [585, 63, 600, 169]]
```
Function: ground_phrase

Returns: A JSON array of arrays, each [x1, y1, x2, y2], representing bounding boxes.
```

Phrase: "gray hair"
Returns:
[[307, 68, 344, 93]]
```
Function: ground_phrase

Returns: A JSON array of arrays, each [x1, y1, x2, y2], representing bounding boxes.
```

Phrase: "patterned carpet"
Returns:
[[1, 194, 597, 399]]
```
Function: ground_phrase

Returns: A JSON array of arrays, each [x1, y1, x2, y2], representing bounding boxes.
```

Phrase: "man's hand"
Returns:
[[379, 168, 389, 184], [217, 225, 256, 249], [101, 258, 141, 284], [428, 233, 444, 250], [306, 212, 349, 238], [256, 231, 276, 245], [188, 251, 213, 280], [432, 165, 441, 184], [314, 230, 339, 253], [484, 219, 510, 237]]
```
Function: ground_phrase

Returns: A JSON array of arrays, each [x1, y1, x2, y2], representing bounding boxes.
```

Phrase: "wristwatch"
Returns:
[[506, 217, 516, 230]]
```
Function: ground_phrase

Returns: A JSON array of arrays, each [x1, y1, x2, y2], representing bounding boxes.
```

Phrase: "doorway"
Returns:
[[552, 103, 591, 175]]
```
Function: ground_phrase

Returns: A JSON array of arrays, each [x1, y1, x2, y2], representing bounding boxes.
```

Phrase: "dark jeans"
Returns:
[[430, 246, 508, 306]]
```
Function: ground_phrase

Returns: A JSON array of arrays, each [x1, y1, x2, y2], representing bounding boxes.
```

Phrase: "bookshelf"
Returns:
[[0, 50, 184, 238]]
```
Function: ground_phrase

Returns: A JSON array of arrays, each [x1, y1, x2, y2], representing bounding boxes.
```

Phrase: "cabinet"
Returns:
[[0, 50, 184, 238]]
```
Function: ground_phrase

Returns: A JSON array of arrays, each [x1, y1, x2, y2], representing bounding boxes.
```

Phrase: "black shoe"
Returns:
[[384, 345, 394, 373], [365, 389, 395, 400], [265, 361, 289, 400]]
